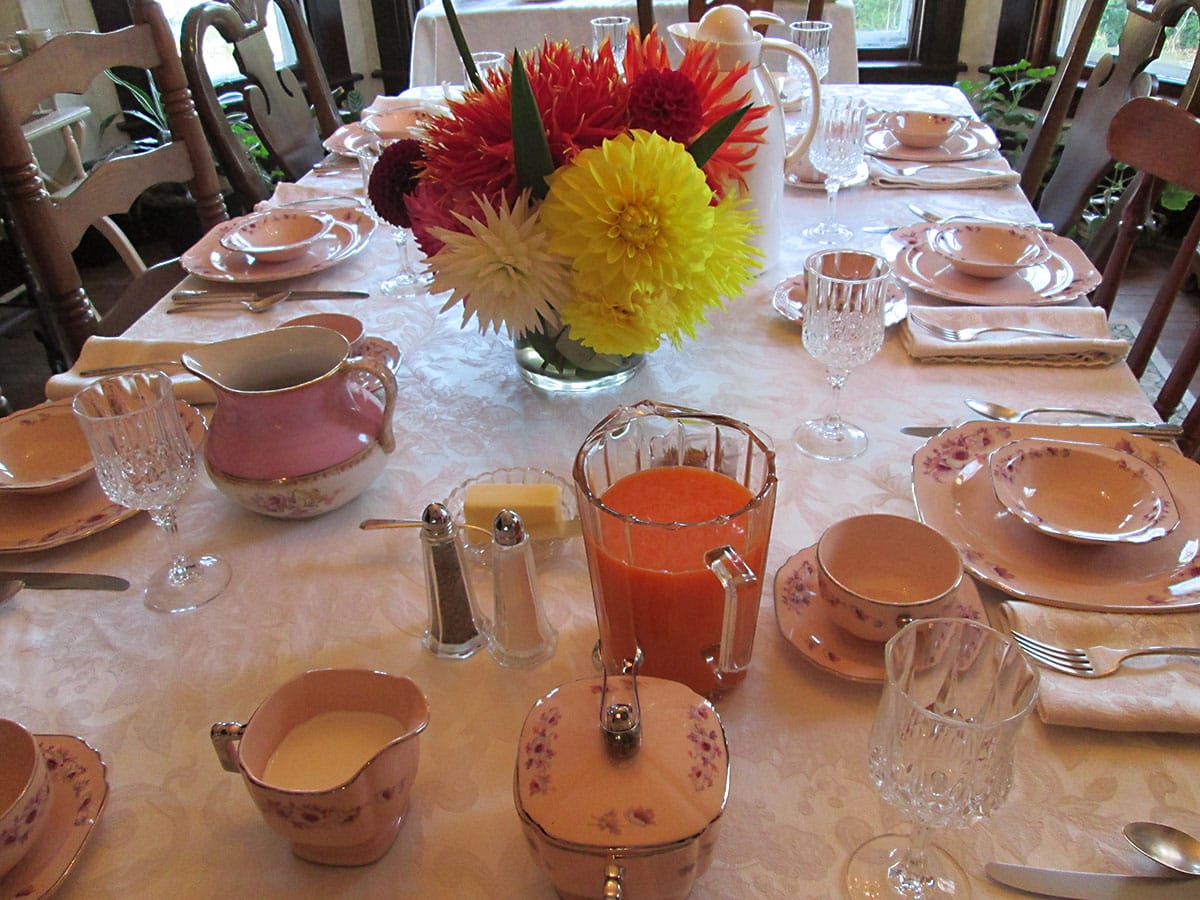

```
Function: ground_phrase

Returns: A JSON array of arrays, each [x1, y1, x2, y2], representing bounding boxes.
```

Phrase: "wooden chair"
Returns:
[[1090, 96, 1200, 457], [0, 0, 227, 364], [1018, 0, 1200, 237], [181, 0, 342, 208]]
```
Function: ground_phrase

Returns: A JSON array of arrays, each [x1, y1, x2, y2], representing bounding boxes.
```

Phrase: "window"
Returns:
[[1054, 0, 1198, 83], [855, 0, 917, 50], [155, 0, 298, 85]]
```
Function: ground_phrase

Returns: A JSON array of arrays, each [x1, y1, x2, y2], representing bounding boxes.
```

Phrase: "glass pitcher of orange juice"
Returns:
[[573, 400, 777, 697]]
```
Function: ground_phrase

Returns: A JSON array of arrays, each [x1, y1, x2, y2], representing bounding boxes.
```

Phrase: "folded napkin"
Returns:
[[45, 336, 215, 405], [869, 159, 1020, 190], [901, 306, 1129, 367], [258, 182, 362, 211], [999, 600, 1200, 733]]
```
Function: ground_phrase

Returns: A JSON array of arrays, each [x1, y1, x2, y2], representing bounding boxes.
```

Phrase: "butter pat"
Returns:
[[463, 482, 563, 531]]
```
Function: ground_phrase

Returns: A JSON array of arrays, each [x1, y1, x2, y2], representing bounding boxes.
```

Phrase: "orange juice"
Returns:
[[589, 465, 771, 696]]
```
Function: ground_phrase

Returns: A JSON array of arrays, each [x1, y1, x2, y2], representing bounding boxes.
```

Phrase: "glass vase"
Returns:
[[513, 321, 644, 394]]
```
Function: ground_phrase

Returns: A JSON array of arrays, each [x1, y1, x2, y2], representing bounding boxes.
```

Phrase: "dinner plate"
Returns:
[[322, 121, 379, 157], [0, 735, 107, 900], [913, 422, 1200, 611], [887, 223, 1101, 306], [772, 274, 908, 327], [182, 206, 376, 283], [0, 402, 205, 554], [773, 543, 985, 683], [864, 118, 999, 162]]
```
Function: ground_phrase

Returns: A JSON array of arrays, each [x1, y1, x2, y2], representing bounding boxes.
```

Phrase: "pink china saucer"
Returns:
[[0, 735, 108, 900], [773, 543, 985, 683]]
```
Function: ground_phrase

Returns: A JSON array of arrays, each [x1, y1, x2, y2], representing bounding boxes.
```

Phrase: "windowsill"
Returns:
[[859, 60, 968, 84]]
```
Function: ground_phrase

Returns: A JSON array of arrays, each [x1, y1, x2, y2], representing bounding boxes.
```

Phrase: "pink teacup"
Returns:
[[0, 719, 53, 879], [278, 313, 366, 356], [211, 668, 429, 866], [817, 514, 963, 642]]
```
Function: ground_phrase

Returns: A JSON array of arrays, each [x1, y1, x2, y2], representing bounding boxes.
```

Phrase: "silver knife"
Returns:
[[985, 861, 1195, 898], [902, 423, 1184, 439], [0, 571, 130, 591]]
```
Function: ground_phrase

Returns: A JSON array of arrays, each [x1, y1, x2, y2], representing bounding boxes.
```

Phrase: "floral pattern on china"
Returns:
[[912, 421, 1200, 610], [365, 9, 767, 387]]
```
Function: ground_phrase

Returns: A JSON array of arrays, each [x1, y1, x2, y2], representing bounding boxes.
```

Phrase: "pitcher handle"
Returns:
[[340, 357, 397, 453], [210, 722, 246, 773], [762, 38, 820, 165], [705, 545, 758, 684]]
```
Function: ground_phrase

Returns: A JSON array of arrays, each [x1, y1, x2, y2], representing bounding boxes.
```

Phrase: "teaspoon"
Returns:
[[964, 399, 1137, 424], [1124, 821, 1200, 876]]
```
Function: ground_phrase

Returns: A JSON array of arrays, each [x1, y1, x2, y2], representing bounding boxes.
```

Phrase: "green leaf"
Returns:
[[687, 104, 751, 169], [510, 51, 554, 200], [442, 0, 480, 91]]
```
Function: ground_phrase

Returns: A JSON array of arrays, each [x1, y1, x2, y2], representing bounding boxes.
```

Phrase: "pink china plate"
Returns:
[[887, 223, 1101, 306], [182, 206, 375, 283], [0, 735, 108, 900], [864, 117, 999, 162], [913, 421, 1200, 611], [0, 400, 94, 495], [773, 543, 985, 683], [0, 402, 205, 554]]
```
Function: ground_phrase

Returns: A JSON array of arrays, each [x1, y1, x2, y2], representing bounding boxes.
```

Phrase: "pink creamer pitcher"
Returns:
[[182, 326, 396, 518]]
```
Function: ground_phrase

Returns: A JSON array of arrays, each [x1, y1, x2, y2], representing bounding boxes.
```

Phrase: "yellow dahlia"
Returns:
[[427, 192, 573, 337]]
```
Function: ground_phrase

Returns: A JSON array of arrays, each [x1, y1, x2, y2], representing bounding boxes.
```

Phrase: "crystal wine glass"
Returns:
[[72, 371, 230, 613], [592, 16, 630, 71], [355, 139, 432, 296], [802, 95, 868, 243], [794, 249, 889, 461], [845, 618, 1039, 900], [787, 20, 831, 108]]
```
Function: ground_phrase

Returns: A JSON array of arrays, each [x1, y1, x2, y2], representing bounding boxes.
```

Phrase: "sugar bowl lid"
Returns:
[[514, 672, 729, 849]]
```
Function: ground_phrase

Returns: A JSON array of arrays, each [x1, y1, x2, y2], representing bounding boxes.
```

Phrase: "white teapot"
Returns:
[[669, 6, 821, 272]]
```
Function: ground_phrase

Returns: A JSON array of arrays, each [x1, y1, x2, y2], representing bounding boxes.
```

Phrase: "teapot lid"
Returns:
[[695, 5, 756, 42], [515, 675, 729, 849]]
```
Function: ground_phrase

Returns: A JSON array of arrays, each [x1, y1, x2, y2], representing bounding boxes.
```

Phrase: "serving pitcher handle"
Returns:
[[705, 546, 758, 686], [340, 357, 397, 453], [763, 39, 821, 163], [211, 722, 247, 773]]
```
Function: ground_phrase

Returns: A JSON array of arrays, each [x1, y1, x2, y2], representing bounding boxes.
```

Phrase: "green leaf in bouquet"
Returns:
[[510, 51, 554, 201], [687, 104, 751, 169], [442, 0, 481, 91]]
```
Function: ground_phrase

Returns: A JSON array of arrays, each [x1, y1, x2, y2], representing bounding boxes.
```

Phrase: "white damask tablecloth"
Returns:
[[2, 85, 1197, 898], [410, 0, 861, 86]]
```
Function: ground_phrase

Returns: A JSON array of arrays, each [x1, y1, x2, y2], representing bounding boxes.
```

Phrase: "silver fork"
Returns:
[[907, 312, 1083, 343], [1010, 630, 1200, 678], [166, 290, 290, 314]]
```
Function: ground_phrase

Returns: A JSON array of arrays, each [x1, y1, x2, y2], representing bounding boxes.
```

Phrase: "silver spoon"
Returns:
[[0, 580, 24, 604], [1124, 821, 1200, 876], [964, 399, 1137, 424]]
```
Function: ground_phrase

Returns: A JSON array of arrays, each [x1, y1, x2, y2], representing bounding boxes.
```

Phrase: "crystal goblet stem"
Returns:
[[72, 371, 230, 613]]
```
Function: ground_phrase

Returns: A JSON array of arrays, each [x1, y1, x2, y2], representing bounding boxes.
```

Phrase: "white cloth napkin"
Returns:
[[869, 159, 1020, 190], [45, 336, 215, 405], [258, 182, 363, 211], [901, 306, 1129, 367], [999, 600, 1200, 733]]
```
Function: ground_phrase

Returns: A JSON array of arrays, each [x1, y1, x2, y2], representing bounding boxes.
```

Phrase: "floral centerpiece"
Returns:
[[367, 5, 768, 390]]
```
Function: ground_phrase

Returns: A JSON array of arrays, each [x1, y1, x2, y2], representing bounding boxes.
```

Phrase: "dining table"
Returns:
[[3, 82, 1199, 899], [409, 0, 860, 87]]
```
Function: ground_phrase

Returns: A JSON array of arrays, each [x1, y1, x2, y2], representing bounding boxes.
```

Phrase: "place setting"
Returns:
[[864, 108, 1000, 161]]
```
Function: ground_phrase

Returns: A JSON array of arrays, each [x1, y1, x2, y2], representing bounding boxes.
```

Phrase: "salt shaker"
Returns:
[[419, 502, 486, 659], [488, 509, 557, 668]]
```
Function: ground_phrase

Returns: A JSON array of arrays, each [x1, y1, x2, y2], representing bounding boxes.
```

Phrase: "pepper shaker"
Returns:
[[488, 509, 557, 668], [419, 502, 486, 659]]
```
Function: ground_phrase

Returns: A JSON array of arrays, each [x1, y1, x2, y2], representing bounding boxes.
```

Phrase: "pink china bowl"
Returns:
[[927, 221, 1052, 279], [0, 719, 53, 880], [361, 105, 424, 141], [988, 438, 1180, 545], [218, 209, 335, 263], [278, 313, 366, 356], [884, 110, 967, 148], [0, 400, 94, 494]]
